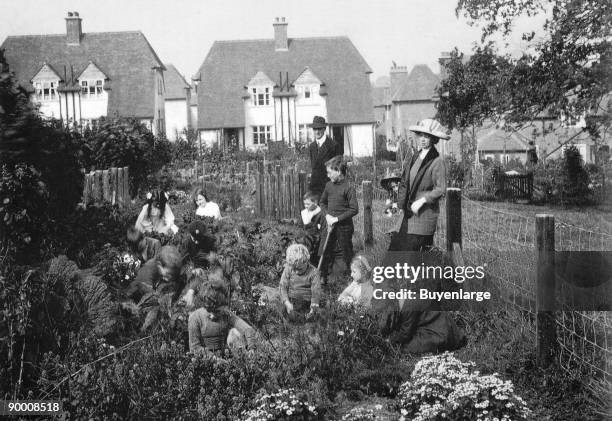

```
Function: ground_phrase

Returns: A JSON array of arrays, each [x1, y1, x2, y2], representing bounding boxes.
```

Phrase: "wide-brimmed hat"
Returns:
[[409, 119, 451, 140], [309, 116, 327, 129], [381, 169, 402, 190]]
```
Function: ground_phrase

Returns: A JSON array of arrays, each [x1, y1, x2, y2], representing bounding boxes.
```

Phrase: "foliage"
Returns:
[[0, 50, 83, 238], [240, 388, 323, 421], [0, 164, 48, 264], [397, 352, 531, 421], [49, 203, 140, 268], [111, 253, 142, 287], [451, 0, 612, 136], [532, 145, 595, 205], [376, 135, 396, 161], [80, 118, 172, 195], [37, 337, 270, 420]]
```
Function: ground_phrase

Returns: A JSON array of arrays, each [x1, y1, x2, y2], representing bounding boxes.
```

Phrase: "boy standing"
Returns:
[[300, 191, 325, 266], [319, 156, 359, 284]]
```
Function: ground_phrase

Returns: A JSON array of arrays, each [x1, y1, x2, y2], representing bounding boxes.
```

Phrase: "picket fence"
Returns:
[[81, 166, 130, 207]]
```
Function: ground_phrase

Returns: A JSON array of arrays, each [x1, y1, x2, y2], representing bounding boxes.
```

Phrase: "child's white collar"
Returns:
[[301, 206, 321, 225]]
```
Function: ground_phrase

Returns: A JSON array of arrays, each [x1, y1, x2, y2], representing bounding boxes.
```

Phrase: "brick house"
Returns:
[[0, 12, 166, 135], [194, 17, 375, 156]]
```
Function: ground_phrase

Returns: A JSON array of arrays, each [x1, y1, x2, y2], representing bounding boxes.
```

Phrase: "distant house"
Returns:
[[164, 64, 191, 141], [376, 53, 462, 157], [477, 128, 532, 164], [194, 17, 375, 156], [0, 12, 166, 135]]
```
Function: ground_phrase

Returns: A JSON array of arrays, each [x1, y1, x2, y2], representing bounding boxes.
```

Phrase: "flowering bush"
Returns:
[[112, 253, 141, 286], [341, 404, 395, 420], [398, 352, 531, 421], [240, 388, 322, 421]]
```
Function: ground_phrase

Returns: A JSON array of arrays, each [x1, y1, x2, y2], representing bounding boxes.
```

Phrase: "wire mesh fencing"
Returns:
[[461, 195, 611, 380]]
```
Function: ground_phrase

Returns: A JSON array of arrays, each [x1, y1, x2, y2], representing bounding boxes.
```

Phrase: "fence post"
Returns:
[[94, 170, 103, 204], [536, 214, 557, 367], [363, 180, 373, 245], [82, 169, 91, 206], [446, 188, 462, 253], [298, 172, 307, 209], [102, 170, 110, 202], [110, 167, 118, 205], [123, 167, 130, 205], [257, 161, 264, 216]]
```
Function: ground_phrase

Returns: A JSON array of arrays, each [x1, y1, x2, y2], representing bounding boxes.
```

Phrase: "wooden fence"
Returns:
[[495, 172, 534, 201], [255, 163, 308, 220], [82, 166, 130, 207]]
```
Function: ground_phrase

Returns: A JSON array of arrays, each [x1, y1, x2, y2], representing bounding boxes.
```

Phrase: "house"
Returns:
[[164, 64, 191, 141], [477, 127, 533, 164], [194, 17, 375, 156], [376, 53, 462, 157], [0, 12, 166, 135]]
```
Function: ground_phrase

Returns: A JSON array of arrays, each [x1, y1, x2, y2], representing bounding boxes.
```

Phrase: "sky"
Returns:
[[0, 0, 547, 83]]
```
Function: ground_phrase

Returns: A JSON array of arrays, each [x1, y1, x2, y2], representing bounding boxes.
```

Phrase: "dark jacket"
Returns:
[[397, 147, 446, 236], [309, 135, 341, 195]]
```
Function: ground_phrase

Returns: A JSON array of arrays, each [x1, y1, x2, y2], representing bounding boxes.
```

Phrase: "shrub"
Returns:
[[0, 164, 49, 264], [239, 388, 323, 421], [397, 352, 531, 421], [81, 119, 172, 195]]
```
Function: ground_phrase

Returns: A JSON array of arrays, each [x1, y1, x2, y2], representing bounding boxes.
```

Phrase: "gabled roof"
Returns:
[[77, 61, 107, 81], [477, 128, 531, 152], [32, 62, 61, 81], [293, 67, 321, 85], [392, 64, 440, 102], [247, 71, 275, 87], [164, 63, 190, 100], [1, 31, 165, 118], [195, 36, 374, 129]]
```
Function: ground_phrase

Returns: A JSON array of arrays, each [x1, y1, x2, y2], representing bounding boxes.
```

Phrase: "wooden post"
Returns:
[[536, 214, 557, 368], [446, 188, 462, 253], [298, 172, 307, 210], [363, 180, 373, 245], [82, 172, 91, 206], [93, 170, 103, 204], [276, 165, 282, 219], [110, 167, 118, 205], [258, 161, 265, 216], [102, 170, 110, 202], [123, 167, 130, 205]]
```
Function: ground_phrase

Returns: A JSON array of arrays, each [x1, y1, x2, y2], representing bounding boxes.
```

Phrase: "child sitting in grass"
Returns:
[[279, 243, 322, 320], [188, 276, 256, 360], [337, 255, 374, 308], [126, 226, 161, 264]]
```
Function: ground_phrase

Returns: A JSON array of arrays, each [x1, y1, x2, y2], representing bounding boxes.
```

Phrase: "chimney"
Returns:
[[438, 51, 452, 80], [389, 63, 408, 96], [273, 17, 288, 51], [65, 11, 82, 45]]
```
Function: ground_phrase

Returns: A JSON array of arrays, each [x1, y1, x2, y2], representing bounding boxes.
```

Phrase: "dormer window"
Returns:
[[81, 79, 104, 98], [252, 87, 270, 106], [34, 81, 57, 101]]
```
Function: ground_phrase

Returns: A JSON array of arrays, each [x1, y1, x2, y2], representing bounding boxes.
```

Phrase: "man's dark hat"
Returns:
[[310, 116, 327, 129], [381, 169, 402, 190]]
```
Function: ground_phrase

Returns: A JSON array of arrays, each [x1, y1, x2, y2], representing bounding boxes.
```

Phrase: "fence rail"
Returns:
[[82, 166, 130, 207]]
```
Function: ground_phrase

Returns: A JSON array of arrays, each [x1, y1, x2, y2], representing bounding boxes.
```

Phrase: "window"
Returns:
[[304, 86, 311, 99], [253, 126, 271, 145], [34, 81, 57, 101], [298, 85, 316, 101], [252, 87, 270, 106], [298, 124, 314, 143], [80, 79, 104, 98]]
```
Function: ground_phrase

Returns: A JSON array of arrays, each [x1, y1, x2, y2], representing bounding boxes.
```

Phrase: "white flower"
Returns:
[[337, 331, 345, 336], [146, 192, 152, 199]]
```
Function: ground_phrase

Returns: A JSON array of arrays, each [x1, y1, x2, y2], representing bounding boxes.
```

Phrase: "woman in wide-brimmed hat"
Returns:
[[389, 118, 450, 251]]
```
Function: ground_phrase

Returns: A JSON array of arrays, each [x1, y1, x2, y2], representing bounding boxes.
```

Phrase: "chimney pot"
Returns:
[[273, 17, 289, 51], [65, 12, 83, 45]]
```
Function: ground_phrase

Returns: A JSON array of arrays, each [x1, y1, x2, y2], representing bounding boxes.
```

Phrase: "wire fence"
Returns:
[[461, 195, 612, 380]]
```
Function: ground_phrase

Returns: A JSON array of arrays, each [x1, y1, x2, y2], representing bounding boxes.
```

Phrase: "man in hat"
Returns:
[[391, 118, 449, 252], [308, 116, 341, 195]]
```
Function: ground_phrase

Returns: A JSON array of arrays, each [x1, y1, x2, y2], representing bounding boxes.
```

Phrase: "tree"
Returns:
[[452, 0, 612, 137]]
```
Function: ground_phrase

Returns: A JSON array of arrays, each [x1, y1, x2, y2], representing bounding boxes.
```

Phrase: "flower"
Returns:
[[338, 331, 345, 336]]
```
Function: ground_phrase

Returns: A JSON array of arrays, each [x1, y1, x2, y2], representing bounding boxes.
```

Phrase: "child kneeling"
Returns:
[[279, 244, 322, 320]]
